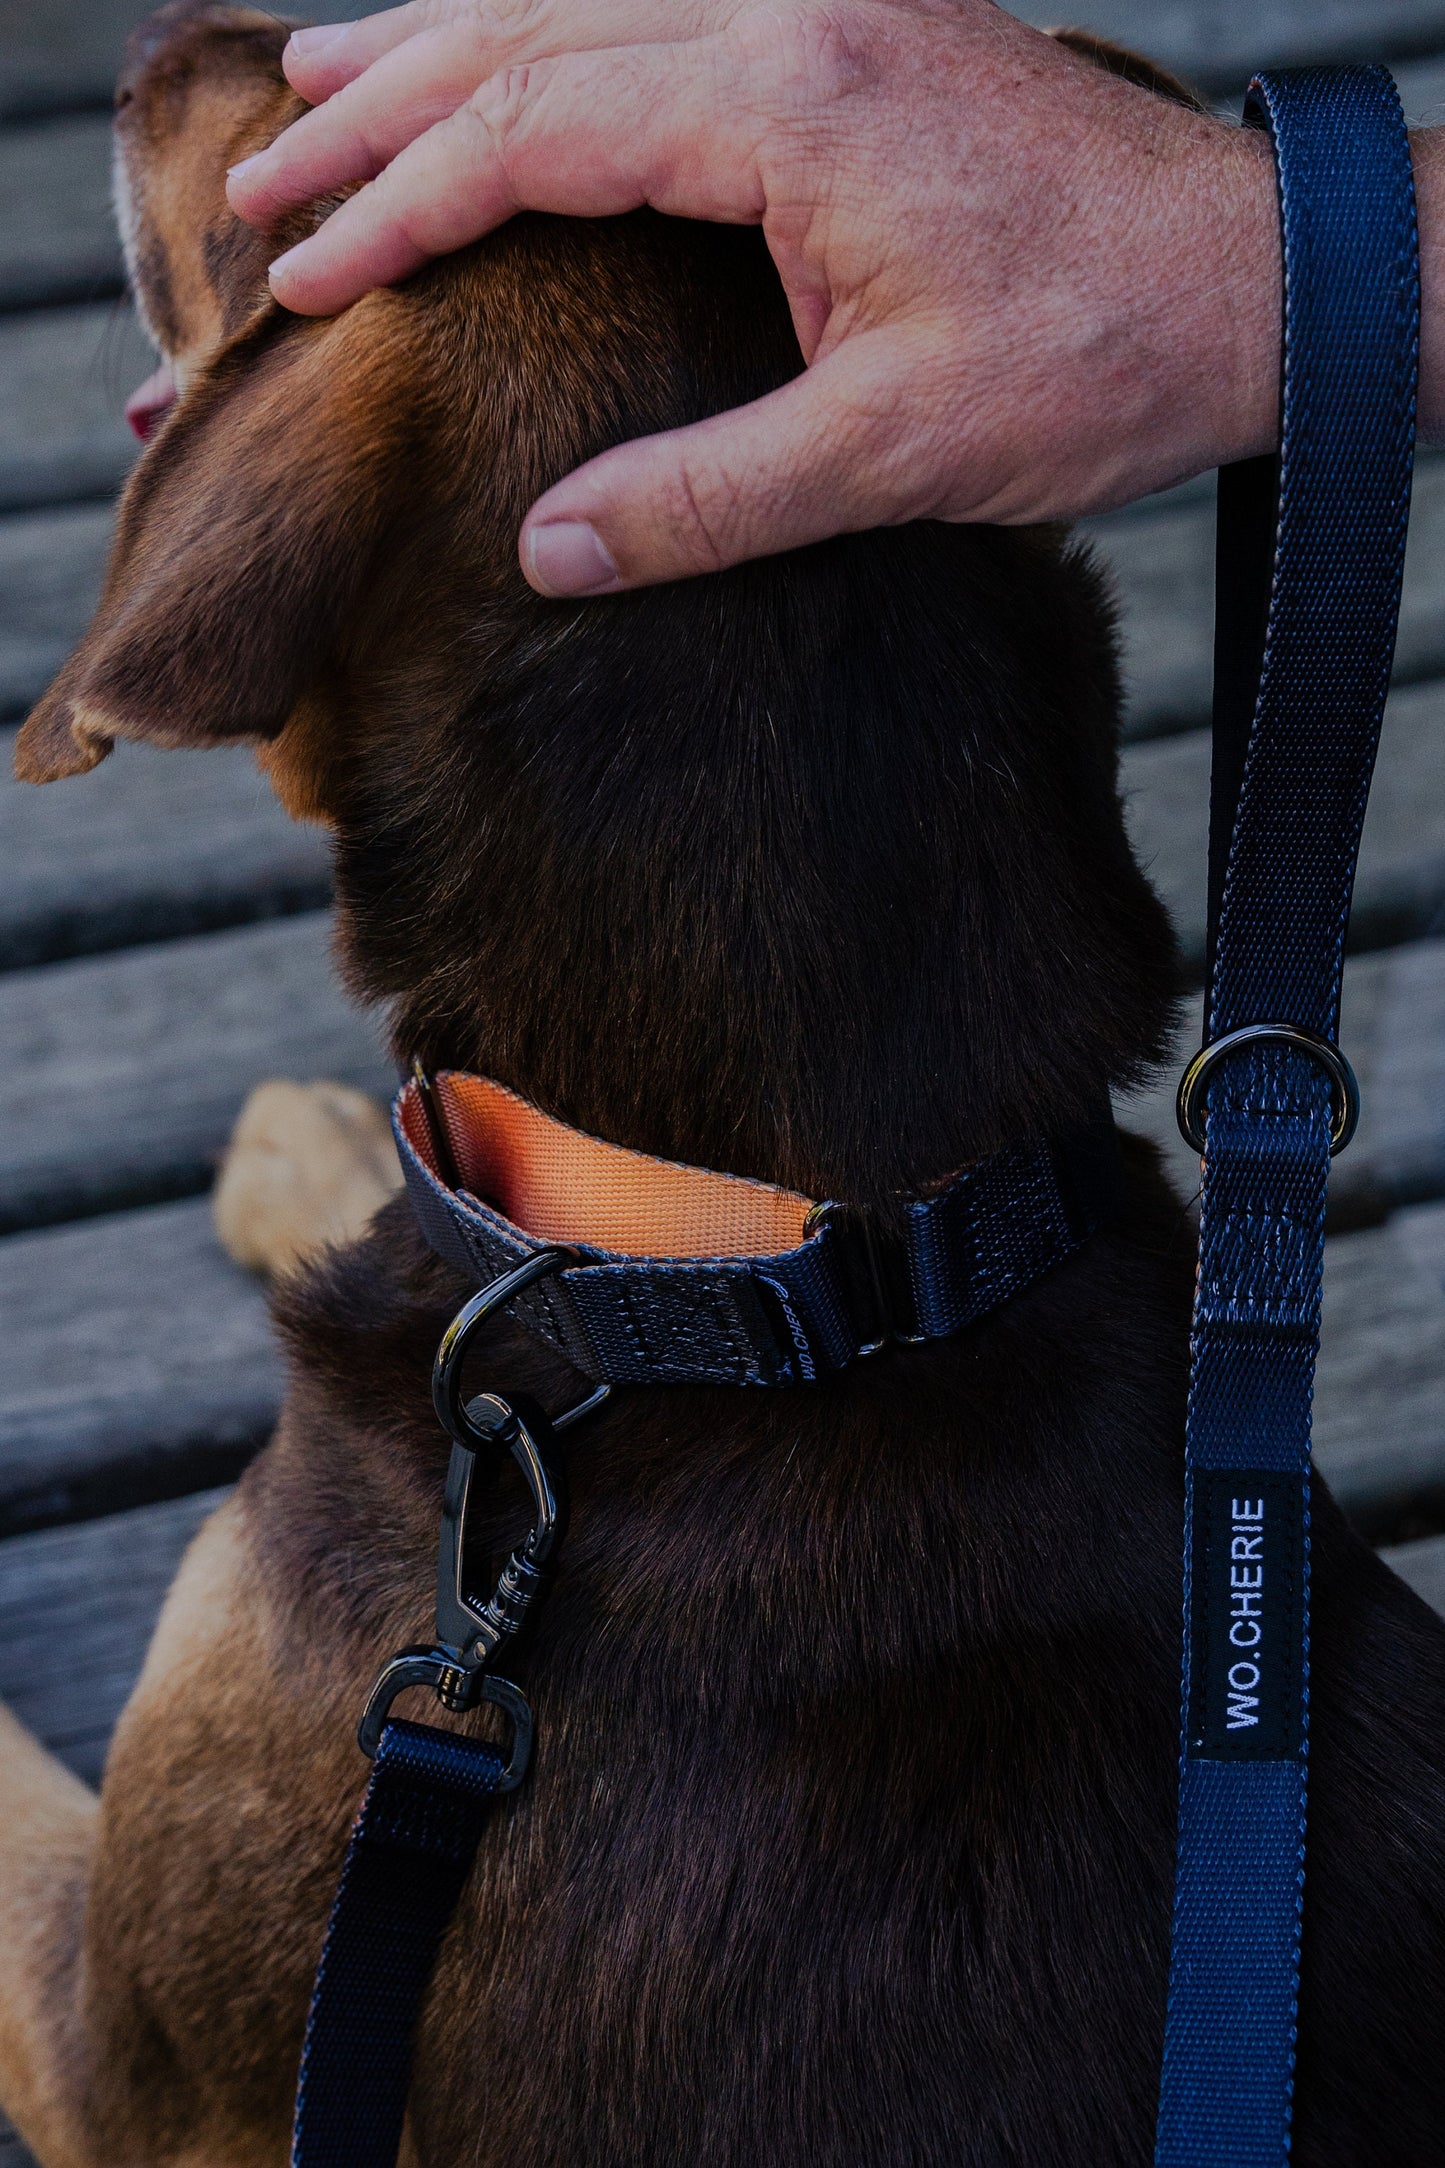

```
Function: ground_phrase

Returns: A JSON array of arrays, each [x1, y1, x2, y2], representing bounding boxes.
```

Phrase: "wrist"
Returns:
[[1194, 123, 1283, 471]]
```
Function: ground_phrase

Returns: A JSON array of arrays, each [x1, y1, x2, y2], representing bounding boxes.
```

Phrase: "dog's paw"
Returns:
[[213, 1079, 403, 1277]]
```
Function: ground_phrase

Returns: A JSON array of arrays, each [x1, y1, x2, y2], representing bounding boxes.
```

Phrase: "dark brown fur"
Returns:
[[3, 7, 1443, 2164]]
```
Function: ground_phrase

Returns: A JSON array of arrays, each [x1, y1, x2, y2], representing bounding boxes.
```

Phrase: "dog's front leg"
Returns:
[[0, 1704, 99, 2168]]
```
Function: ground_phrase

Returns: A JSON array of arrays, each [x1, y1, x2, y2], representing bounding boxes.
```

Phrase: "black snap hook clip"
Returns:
[[357, 1249, 610, 1767]]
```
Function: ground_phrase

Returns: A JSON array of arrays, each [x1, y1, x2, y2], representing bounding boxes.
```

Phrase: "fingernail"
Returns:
[[288, 23, 348, 54], [227, 152, 262, 179], [268, 242, 302, 284], [526, 522, 621, 597]]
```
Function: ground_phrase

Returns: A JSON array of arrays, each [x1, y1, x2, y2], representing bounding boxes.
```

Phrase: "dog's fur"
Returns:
[[3, 8, 1444, 2163]]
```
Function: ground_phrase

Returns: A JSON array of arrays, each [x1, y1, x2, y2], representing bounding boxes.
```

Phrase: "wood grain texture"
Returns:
[[0, 913, 394, 1233], [0, 1484, 224, 1784], [0, 501, 111, 722], [1314, 1199, 1445, 1538], [0, 1196, 279, 1536], [1006, 0, 1445, 89], [0, 0, 394, 121], [1122, 676, 1445, 976], [1088, 452, 1445, 738], [0, 302, 147, 514], [0, 113, 120, 308], [1391, 49, 1445, 118], [0, 724, 332, 968], [1381, 1530, 1445, 1612], [1120, 936, 1445, 1229]]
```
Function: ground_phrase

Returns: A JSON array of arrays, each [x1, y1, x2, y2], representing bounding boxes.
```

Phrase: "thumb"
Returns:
[[519, 340, 941, 595]]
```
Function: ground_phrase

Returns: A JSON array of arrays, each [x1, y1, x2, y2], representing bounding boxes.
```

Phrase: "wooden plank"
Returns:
[[0, 0, 142, 121], [0, 0, 394, 123], [0, 500, 112, 721], [1006, 0, 1445, 89], [1120, 936, 1445, 1229], [1314, 1199, 1445, 1539], [0, 1196, 279, 1536], [1122, 675, 1445, 977], [0, 1485, 224, 1785], [1381, 1531, 1445, 1613], [0, 913, 394, 1234], [0, 724, 332, 969], [1392, 50, 1445, 119], [0, 302, 148, 513], [0, 114, 121, 309], [1089, 452, 1445, 738]]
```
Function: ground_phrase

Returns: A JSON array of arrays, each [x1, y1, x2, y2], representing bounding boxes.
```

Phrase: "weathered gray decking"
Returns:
[[2, 3, 1445, 2160]]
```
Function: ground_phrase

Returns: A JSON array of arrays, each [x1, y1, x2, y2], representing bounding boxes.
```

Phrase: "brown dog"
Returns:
[[3, 7, 1443, 2164]]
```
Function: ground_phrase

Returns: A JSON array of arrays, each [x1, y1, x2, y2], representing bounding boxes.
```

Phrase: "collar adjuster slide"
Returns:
[[803, 1201, 925, 1353]]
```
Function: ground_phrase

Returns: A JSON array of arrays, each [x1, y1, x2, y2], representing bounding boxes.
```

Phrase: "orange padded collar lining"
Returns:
[[398, 1070, 816, 1261]]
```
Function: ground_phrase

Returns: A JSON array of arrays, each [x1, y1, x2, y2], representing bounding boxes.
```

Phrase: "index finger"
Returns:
[[283, 2, 448, 101], [282, 0, 721, 103], [266, 37, 760, 314], [236, 0, 723, 229]]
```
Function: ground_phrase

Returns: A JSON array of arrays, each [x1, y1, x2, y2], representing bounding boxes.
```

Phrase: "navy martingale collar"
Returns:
[[393, 1066, 1123, 1389]]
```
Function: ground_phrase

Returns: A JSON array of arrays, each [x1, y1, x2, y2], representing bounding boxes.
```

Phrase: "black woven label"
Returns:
[[1188, 1471, 1305, 1762]]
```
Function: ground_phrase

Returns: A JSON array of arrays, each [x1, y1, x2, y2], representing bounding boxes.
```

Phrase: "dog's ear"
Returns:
[[15, 292, 417, 784], [1049, 28, 1209, 113]]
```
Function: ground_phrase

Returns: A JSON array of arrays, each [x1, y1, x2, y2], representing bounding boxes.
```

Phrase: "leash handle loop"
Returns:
[[1156, 66, 1418, 2168]]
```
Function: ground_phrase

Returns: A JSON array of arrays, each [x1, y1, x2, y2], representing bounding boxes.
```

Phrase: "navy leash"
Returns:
[[1156, 65, 1418, 2168], [291, 63, 1419, 2168]]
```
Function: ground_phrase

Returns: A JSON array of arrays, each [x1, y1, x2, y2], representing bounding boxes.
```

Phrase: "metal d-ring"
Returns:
[[432, 1249, 611, 1440], [358, 1659, 534, 1777], [1176, 1021, 1360, 1157]]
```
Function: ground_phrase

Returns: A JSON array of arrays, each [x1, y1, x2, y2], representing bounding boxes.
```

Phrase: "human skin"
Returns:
[[226, 0, 1445, 597]]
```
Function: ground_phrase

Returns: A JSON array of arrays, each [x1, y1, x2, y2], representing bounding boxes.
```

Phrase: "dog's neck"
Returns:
[[331, 519, 1176, 1213]]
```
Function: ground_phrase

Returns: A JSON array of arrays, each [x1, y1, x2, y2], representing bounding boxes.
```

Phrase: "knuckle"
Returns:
[[667, 460, 745, 573], [469, 59, 539, 148], [731, 0, 876, 112]]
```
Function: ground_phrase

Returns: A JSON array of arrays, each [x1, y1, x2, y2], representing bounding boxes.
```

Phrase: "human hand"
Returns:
[[227, 0, 1283, 596]]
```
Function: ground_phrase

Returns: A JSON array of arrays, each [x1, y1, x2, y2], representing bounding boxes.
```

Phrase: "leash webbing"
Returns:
[[1155, 66, 1418, 2168], [291, 1721, 510, 2167]]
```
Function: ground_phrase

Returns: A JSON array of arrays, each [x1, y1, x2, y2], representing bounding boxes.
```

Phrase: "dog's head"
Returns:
[[18, 0, 786, 803], [13, 2, 1180, 1198]]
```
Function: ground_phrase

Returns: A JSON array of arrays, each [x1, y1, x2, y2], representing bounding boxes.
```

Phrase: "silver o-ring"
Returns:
[[1176, 1022, 1360, 1157]]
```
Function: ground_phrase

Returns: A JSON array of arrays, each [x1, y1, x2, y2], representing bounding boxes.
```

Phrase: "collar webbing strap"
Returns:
[[395, 1070, 1121, 1387], [1155, 68, 1419, 2166]]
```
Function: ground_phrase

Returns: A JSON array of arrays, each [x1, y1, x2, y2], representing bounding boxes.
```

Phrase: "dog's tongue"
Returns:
[[125, 361, 178, 442]]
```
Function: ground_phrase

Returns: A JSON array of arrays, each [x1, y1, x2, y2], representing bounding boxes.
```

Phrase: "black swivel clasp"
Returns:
[[357, 1249, 609, 1779]]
